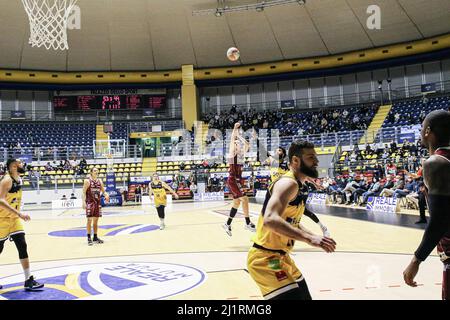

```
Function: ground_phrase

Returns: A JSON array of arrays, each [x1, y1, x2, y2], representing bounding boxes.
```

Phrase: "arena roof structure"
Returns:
[[1, 0, 450, 72]]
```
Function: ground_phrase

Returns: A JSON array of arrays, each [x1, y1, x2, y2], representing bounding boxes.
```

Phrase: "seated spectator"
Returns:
[[63, 159, 72, 170], [381, 174, 401, 196], [361, 178, 382, 205], [342, 178, 360, 205], [45, 162, 53, 171], [379, 175, 394, 196], [385, 161, 397, 176], [70, 193, 77, 199], [352, 176, 370, 205], [61, 195, 67, 200], [393, 177, 416, 198]]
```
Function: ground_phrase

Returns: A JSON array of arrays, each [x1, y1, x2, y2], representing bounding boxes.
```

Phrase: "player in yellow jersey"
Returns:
[[254, 130, 331, 237], [247, 140, 336, 300], [148, 173, 179, 230], [0, 159, 44, 291]]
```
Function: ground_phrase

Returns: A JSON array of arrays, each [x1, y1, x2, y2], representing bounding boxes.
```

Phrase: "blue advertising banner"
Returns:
[[397, 133, 415, 143], [366, 196, 399, 213], [281, 100, 295, 109], [11, 111, 26, 120], [421, 83, 436, 94], [102, 173, 122, 207]]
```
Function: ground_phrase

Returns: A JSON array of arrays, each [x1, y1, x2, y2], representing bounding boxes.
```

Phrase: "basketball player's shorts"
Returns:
[[86, 201, 102, 218], [153, 196, 167, 208], [247, 245, 303, 299], [0, 218, 25, 241], [227, 176, 244, 199], [442, 260, 450, 300]]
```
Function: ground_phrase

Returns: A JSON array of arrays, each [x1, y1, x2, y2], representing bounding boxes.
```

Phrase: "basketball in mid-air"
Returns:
[[227, 47, 240, 61]]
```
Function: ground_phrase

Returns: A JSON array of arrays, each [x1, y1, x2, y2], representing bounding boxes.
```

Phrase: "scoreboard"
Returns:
[[53, 93, 166, 111]]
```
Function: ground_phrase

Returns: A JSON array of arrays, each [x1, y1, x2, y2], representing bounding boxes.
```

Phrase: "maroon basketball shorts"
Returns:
[[227, 177, 244, 199], [86, 201, 102, 218]]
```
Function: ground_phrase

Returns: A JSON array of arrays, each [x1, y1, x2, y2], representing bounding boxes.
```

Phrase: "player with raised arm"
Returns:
[[403, 110, 450, 300], [247, 140, 336, 300], [223, 123, 256, 236]]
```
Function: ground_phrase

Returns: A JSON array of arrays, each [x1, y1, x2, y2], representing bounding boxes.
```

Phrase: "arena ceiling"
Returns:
[[1, 0, 450, 72]]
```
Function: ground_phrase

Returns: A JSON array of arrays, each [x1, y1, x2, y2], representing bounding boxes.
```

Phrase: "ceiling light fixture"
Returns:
[[193, 0, 306, 16]]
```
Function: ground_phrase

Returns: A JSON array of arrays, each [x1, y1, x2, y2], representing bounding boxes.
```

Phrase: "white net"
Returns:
[[21, 0, 77, 50], [94, 139, 127, 159]]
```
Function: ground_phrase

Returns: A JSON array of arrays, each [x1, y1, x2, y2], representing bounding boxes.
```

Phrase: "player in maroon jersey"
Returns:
[[403, 110, 450, 300], [82, 167, 110, 246], [223, 123, 256, 236]]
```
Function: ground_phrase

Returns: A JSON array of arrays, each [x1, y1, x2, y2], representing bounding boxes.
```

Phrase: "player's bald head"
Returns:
[[422, 110, 450, 148]]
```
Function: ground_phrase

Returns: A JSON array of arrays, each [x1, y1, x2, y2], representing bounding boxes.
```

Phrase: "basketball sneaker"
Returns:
[[160, 223, 166, 230], [24, 276, 44, 291], [88, 239, 93, 246], [245, 222, 256, 232], [222, 223, 232, 237], [93, 237, 104, 244]]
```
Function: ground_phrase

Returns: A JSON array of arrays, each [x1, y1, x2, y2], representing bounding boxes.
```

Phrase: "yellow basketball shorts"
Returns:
[[247, 246, 303, 299], [0, 218, 25, 241], [154, 198, 167, 207]]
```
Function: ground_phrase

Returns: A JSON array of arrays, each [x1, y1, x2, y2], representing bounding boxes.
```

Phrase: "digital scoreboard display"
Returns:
[[53, 95, 166, 111]]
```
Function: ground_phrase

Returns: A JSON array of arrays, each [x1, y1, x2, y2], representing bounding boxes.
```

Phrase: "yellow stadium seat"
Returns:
[[23, 181, 30, 186], [125, 163, 130, 167]]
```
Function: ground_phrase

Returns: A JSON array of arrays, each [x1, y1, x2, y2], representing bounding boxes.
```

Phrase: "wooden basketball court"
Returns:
[[0, 201, 442, 300]]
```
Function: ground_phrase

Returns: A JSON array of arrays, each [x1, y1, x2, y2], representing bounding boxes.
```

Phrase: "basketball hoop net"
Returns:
[[21, 0, 77, 50]]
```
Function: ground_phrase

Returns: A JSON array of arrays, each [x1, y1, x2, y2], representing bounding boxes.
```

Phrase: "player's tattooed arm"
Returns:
[[0, 176, 30, 221], [263, 178, 336, 253]]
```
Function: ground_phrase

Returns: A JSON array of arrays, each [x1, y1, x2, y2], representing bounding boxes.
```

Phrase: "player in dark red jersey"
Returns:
[[82, 167, 109, 246], [403, 110, 450, 300], [223, 123, 256, 236]]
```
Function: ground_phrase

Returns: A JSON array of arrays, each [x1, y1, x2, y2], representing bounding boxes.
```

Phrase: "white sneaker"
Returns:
[[160, 223, 166, 230], [222, 223, 232, 237], [245, 223, 256, 232]]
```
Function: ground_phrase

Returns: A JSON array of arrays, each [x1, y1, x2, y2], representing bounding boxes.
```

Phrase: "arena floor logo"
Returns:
[[0, 262, 206, 300], [48, 224, 159, 238]]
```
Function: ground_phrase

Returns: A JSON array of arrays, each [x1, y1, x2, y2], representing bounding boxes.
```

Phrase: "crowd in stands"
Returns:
[[202, 103, 378, 137], [337, 139, 427, 174]]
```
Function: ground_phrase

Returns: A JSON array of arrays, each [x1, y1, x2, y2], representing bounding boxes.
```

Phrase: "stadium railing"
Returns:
[[206, 79, 450, 114], [0, 145, 142, 163], [157, 124, 421, 159]]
